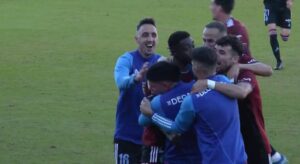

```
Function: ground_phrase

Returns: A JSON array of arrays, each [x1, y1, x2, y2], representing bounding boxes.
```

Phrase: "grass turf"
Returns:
[[0, 0, 299, 163]]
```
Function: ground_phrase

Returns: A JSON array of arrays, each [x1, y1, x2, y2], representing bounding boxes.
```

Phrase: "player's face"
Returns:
[[215, 45, 238, 74], [210, 0, 221, 20], [148, 81, 170, 95], [172, 37, 195, 65], [135, 24, 158, 58], [202, 28, 220, 49]]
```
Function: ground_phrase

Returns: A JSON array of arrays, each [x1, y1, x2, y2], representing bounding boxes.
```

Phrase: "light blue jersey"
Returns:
[[139, 81, 201, 164], [151, 75, 247, 164], [114, 50, 160, 145]]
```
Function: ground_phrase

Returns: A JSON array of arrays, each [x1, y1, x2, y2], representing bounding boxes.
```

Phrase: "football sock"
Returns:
[[269, 29, 282, 64]]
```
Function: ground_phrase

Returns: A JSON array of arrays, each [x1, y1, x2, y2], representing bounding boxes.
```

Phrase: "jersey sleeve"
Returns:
[[151, 95, 196, 133], [138, 114, 152, 126], [114, 53, 136, 90], [239, 54, 258, 64], [237, 70, 257, 89]]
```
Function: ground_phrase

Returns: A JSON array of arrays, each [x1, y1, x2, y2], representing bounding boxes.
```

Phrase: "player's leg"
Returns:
[[280, 28, 291, 42], [114, 139, 142, 164], [264, 5, 283, 70], [279, 8, 291, 42], [268, 23, 283, 70], [241, 123, 270, 164], [141, 126, 165, 164], [141, 145, 163, 164]]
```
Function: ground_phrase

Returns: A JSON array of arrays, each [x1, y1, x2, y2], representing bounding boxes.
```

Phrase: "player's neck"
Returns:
[[138, 49, 153, 59], [196, 71, 216, 80], [218, 14, 231, 24], [173, 58, 189, 71]]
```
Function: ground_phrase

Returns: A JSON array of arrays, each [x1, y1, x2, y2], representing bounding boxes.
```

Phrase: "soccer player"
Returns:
[[113, 18, 161, 164], [264, 0, 293, 70], [210, 0, 251, 56], [139, 61, 201, 163], [202, 21, 273, 77], [202, 18, 287, 163], [141, 47, 247, 164], [140, 31, 195, 164], [193, 36, 272, 164], [167, 31, 195, 82]]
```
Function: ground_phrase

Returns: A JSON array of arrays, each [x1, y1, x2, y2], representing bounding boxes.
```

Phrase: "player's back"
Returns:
[[226, 17, 251, 56], [191, 75, 247, 164], [154, 81, 201, 163]]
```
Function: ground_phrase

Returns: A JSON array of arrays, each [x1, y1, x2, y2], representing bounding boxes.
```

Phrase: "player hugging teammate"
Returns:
[[113, 0, 291, 163]]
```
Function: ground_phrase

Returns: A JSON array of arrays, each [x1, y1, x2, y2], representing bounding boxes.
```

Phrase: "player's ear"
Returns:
[[134, 35, 138, 43], [232, 55, 239, 63], [163, 82, 173, 90]]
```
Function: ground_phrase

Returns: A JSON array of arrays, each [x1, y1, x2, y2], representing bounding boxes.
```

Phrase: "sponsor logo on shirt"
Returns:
[[195, 89, 212, 98], [167, 93, 190, 106]]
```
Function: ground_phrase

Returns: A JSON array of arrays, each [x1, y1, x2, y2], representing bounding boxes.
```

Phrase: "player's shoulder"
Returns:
[[212, 75, 231, 84], [115, 51, 134, 66], [181, 80, 195, 88], [239, 54, 257, 64], [119, 50, 135, 59], [228, 17, 247, 29], [150, 95, 162, 110]]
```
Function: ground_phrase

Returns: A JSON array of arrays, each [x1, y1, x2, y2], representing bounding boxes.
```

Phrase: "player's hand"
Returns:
[[140, 98, 153, 117], [142, 81, 151, 96], [191, 80, 208, 93], [287, 0, 293, 9], [135, 62, 149, 82], [227, 64, 240, 81]]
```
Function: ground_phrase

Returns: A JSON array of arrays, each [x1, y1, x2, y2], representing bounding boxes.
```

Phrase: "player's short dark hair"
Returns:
[[216, 35, 243, 56], [205, 21, 227, 34], [192, 47, 217, 67], [146, 61, 180, 82], [137, 18, 156, 31], [214, 0, 234, 14], [168, 31, 190, 49]]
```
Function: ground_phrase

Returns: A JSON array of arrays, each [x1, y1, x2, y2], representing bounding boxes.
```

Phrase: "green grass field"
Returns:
[[0, 0, 299, 163]]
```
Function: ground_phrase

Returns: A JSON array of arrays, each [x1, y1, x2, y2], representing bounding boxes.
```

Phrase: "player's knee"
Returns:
[[280, 34, 289, 41], [268, 29, 277, 37], [280, 30, 290, 41]]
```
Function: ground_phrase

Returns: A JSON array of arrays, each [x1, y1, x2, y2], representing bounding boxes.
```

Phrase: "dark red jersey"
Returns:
[[239, 54, 258, 64], [237, 70, 272, 154], [180, 64, 195, 83], [142, 125, 165, 147], [226, 17, 252, 57]]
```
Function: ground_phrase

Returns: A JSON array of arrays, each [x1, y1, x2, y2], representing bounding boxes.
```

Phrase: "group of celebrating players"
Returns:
[[113, 0, 293, 163]]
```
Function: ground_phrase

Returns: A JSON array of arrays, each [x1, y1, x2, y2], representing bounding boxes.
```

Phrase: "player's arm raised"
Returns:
[[114, 53, 148, 90]]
